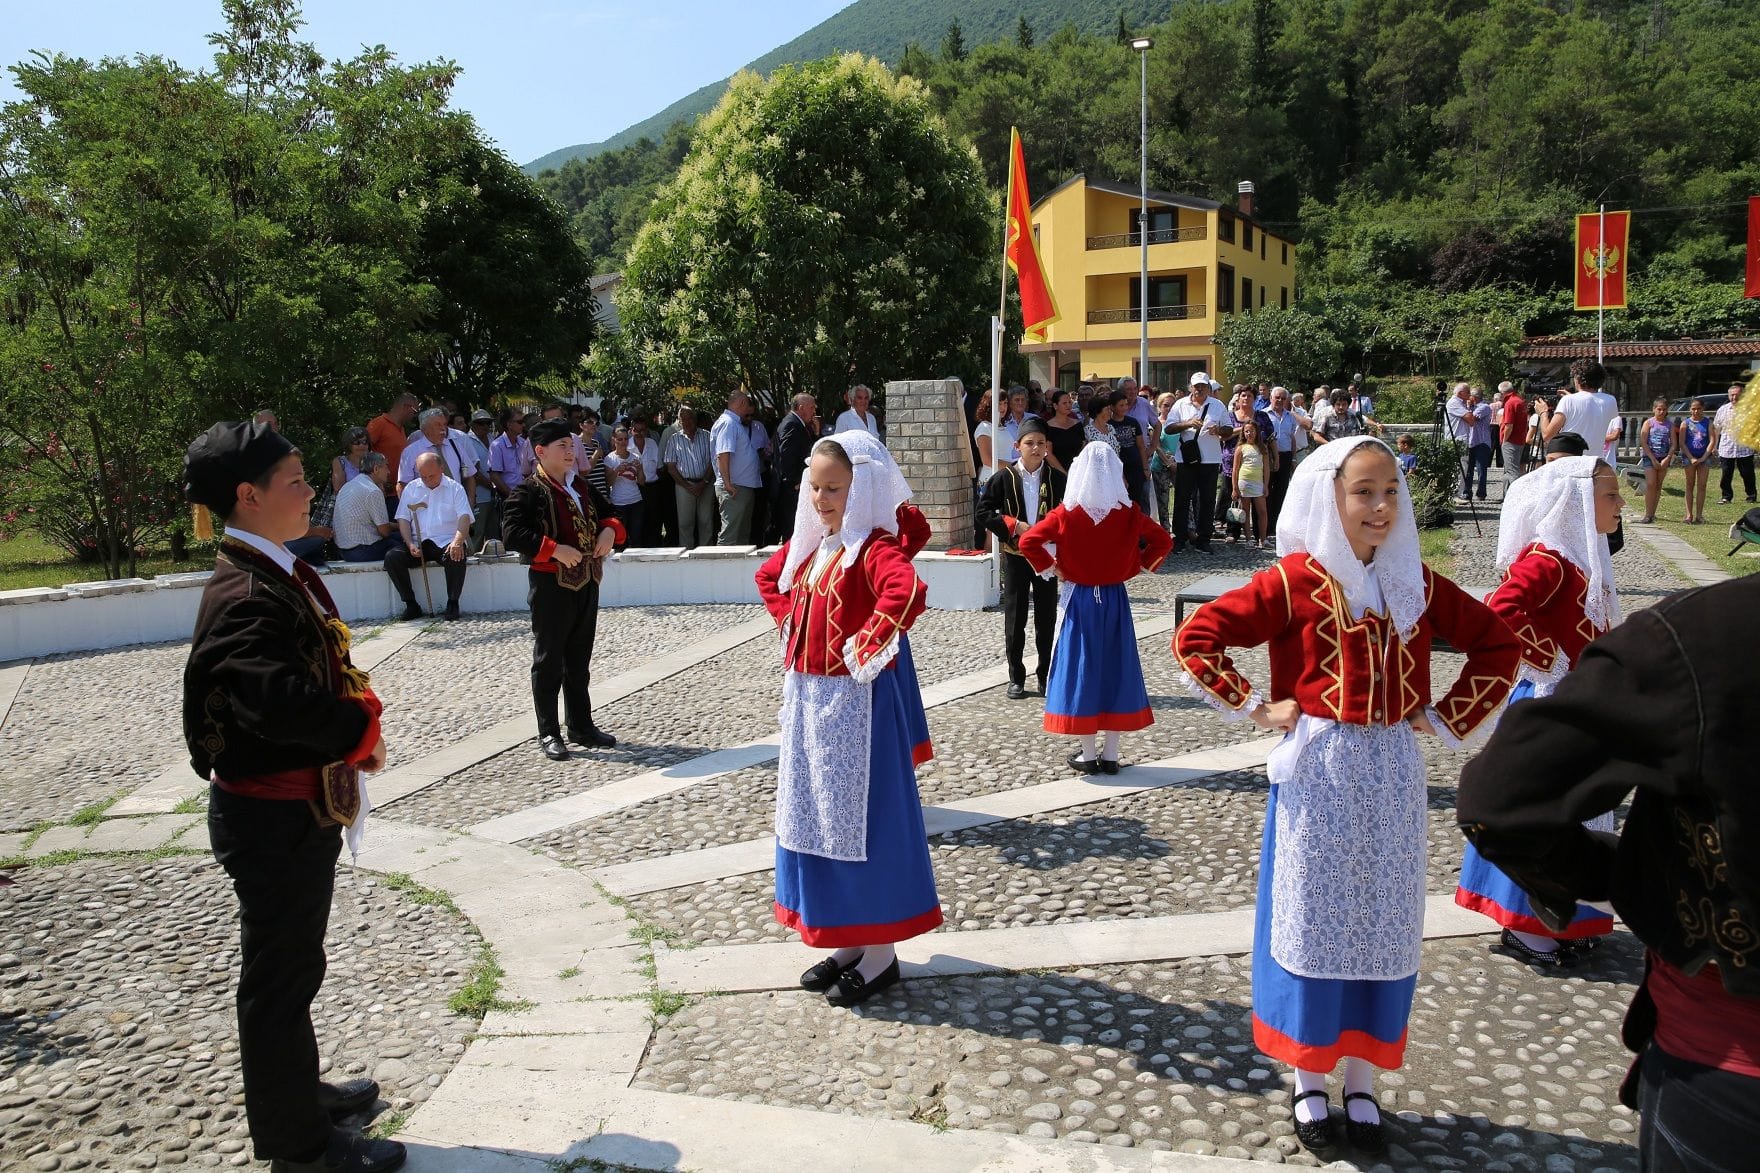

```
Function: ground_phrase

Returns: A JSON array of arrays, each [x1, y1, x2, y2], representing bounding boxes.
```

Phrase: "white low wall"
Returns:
[[0, 548, 998, 660]]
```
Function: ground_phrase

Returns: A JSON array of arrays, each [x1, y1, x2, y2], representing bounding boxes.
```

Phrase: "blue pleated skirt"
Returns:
[[894, 634, 933, 766], [1252, 783, 1417, 1072], [773, 664, 943, 947], [1043, 582, 1152, 735]]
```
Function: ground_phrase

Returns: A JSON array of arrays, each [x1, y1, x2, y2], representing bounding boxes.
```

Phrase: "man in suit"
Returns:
[[771, 393, 819, 542], [976, 420, 1066, 699]]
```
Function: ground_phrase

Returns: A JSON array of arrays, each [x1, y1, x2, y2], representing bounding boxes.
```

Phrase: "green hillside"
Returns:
[[523, 0, 1166, 172]]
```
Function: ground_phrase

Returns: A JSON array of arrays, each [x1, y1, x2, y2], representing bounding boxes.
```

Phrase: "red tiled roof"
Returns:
[[1515, 336, 1760, 360]]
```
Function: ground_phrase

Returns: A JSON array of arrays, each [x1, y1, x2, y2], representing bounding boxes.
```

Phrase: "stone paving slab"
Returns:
[[25, 812, 197, 857], [1627, 521, 1732, 586], [593, 738, 1278, 898]]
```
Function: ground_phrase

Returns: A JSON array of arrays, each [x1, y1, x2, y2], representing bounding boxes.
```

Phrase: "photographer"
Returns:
[[1165, 373, 1233, 553]]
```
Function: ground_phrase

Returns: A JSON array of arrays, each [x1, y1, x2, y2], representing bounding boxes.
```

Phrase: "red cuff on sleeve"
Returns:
[[601, 517, 627, 546], [538, 535, 556, 562], [343, 691, 383, 765]]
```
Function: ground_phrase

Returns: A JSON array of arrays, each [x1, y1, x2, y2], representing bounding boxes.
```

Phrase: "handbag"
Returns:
[[1226, 506, 1247, 527]]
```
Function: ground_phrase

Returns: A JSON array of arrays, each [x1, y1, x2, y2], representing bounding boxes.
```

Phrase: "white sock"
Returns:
[[1102, 732, 1121, 760], [1292, 1068, 1328, 1124], [1343, 1058, 1379, 1123], [854, 942, 895, 981], [829, 946, 862, 967], [1511, 929, 1559, 954], [1077, 734, 1097, 762]]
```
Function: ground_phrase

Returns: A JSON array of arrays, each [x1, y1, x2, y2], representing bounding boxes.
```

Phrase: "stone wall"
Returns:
[[884, 378, 974, 551]]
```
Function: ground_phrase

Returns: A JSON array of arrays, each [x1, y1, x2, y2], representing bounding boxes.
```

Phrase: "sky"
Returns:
[[1, 0, 852, 165]]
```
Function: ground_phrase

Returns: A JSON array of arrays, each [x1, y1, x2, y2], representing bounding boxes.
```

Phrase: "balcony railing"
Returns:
[[1086, 226, 1208, 249], [1086, 304, 1208, 324]]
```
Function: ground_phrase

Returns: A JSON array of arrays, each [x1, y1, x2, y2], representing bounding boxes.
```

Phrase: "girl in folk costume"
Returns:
[[1455, 456, 1626, 965], [1019, 444, 1172, 775], [754, 432, 940, 1007], [1173, 436, 1519, 1155]]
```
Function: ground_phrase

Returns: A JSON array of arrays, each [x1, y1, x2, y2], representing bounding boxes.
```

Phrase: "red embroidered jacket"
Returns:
[[1487, 543, 1603, 678], [1017, 504, 1172, 584], [1172, 554, 1520, 741], [755, 532, 928, 677], [896, 503, 931, 561]]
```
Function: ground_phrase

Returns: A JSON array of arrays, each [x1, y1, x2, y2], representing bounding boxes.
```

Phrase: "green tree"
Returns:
[[1017, 15, 1035, 50], [1448, 311, 1523, 391], [942, 20, 968, 62], [611, 55, 994, 413], [1216, 307, 1343, 386]]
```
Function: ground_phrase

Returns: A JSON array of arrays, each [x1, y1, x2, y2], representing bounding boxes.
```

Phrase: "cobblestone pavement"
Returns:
[[0, 855, 477, 1169]]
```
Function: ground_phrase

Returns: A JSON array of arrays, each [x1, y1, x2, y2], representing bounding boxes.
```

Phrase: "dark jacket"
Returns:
[[1459, 576, 1760, 996], [502, 469, 619, 564], [976, 462, 1067, 557], [774, 410, 817, 493], [182, 540, 371, 780]]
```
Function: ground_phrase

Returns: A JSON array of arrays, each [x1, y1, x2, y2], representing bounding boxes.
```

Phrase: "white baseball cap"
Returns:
[[1189, 371, 1211, 386]]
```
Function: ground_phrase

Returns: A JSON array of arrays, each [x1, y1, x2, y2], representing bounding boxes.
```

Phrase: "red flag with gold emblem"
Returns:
[[1574, 211, 1630, 310], [1005, 128, 1060, 341]]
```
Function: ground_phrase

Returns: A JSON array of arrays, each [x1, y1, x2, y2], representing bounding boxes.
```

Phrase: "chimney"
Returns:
[[1237, 180, 1256, 218]]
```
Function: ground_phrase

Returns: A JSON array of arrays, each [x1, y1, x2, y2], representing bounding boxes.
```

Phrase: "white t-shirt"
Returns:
[[974, 421, 1017, 481], [1166, 395, 1231, 464], [834, 409, 879, 437], [1554, 390, 1620, 451], [602, 450, 645, 506]]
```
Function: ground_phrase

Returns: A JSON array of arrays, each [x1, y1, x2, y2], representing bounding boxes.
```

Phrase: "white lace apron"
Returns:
[[775, 670, 873, 861], [1267, 717, 1428, 981]]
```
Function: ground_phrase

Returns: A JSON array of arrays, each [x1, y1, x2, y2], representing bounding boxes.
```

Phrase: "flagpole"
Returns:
[[1597, 203, 1606, 365], [992, 142, 1010, 605]]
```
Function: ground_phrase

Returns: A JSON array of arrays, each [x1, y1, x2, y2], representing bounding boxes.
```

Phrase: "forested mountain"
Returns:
[[538, 0, 1760, 369], [524, 0, 1166, 171]]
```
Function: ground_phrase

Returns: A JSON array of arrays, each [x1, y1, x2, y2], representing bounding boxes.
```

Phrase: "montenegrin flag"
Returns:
[[1006, 127, 1060, 341], [1745, 196, 1760, 300], [1574, 210, 1630, 311]]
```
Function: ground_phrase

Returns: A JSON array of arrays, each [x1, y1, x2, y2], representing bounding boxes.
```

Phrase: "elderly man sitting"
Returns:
[[334, 452, 399, 561], [385, 451, 472, 621]]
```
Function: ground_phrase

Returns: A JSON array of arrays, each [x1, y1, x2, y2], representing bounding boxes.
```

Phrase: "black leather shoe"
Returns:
[[1343, 1091, 1386, 1155], [1098, 758, 1120, 775], [539, 735, 569, 761], [318, 1078, 379, 1119], [568, 725, 617, 749], [800, 954, 857, 992], [1066, 751, 1099, 776], [442, 601, 461, 621], [1291, 1089, 1334, 1152], [826, 957, 900, 1007], [1006, 682, 1028, 700], [269, 1131, 408, 1173], [398, 602, 424, 621]]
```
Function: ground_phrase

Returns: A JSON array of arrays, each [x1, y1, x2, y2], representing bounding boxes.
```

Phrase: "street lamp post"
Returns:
[[1131, 37, 1153, 391]]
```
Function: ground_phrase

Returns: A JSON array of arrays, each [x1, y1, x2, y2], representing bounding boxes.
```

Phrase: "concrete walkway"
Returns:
[[1626, 521, 1734, 587]]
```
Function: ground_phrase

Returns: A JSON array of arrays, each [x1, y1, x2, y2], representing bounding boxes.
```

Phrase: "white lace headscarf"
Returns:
[[1496, 455, 1619, 632], [778, 429, 913, 592], [1277, 435, 1426, 642], [1062, 442, 1132, 523]]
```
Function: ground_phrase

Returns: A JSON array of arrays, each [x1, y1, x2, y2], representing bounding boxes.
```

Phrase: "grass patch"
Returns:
[[448, 944, 534, 1020], [0, 531, 214, 591], [172, 793, 207, 815], [1418, 525, 1457, 580], [0, 845, 204, 870], [68, 795, 121, 828], [557, 965, 582, 980], [645, 989, 689, 1026], [909, 1099, 950, 1132], [379, 871, 460, 915], [368, 1110, 409, 1140], [1633, 479, 1760, 578]]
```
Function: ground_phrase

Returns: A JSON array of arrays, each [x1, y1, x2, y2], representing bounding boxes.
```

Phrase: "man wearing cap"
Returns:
[[1164, 373, 1233, 552], [977, 420, 1066, 698], [386, 452, 472, 621], [502, 418, 625, 760], [180, 420, 403, 1173]]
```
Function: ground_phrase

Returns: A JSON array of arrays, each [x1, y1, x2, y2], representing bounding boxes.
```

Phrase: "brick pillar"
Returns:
[[884, 379, 973, 551]]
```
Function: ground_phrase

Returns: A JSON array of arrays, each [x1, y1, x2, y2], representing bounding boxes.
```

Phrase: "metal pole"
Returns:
[[1597, 203, 1606, 365], [1139, 46, 1150, 391]]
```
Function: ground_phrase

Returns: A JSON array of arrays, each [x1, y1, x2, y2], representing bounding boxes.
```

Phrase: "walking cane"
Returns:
[[408, 501, 435, 613]]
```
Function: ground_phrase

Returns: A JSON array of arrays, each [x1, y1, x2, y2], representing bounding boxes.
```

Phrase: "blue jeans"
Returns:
[[340, 536, 396, 562], [286, 535, 329, 564], [1464, 443, 1492, 498], [1639, 1043, 1760, 1172]]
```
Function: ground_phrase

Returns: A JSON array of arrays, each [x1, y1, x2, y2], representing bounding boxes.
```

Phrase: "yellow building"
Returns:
[[1025, 176, 1296, 393]]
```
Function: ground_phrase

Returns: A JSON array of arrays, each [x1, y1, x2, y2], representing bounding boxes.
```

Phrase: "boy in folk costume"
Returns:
[[754, 431, 940, 1007], [1172, 436, 1519, 1156], [1018, 444, 1172, 775], [1456, 456, 1626, 965], [181, 421, 403, 1173], [501, 418, 625, 762], [976, 419, 1067, 699]]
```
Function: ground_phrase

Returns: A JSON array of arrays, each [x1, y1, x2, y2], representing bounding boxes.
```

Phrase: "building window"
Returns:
[[1218, 214, 1235, 244], [1130, 275, 1188, 310], [1281, 286, 1289, 309], [1261, 234, 1267, 260], [1218, 264, 1235, 312], [1259, 285, 1266, 308], [1241, 276, 1253, 314], [1282, 242, 1289, 265], [1242, 221, 1253, 249]]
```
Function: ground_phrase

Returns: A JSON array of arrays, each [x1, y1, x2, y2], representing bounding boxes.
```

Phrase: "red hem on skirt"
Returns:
[[912, 740, 934, 767], [1453, 888, 1613, 940], [773, 901, 944, 948], [1043, 707, 1154, 735], [1252, 1016, 1407, 1072]]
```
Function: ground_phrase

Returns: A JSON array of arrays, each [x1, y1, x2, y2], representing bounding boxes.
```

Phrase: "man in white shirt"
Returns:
[[834, 383, 881, 436], [1539, 358, 1620, 455], [1445, 382, 1473, 442], [664, 406, 715, 547], [1712, 382, 1756, 504], [1166, 373, 1232, 552], [333, 452, 397, 561], [397, 407, 478, 503], [711, 391, 764, 544], [386, 451, 473, 621]]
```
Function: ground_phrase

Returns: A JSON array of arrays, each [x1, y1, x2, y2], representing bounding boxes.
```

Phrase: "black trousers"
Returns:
[[208, 787, 342, 1163], [1721, 454, 1757, 502], [1174, 461, 1220, 550], [1267, 452, 1295, 532], [772, 483, 801, 543], [642, 479, 674, 547], [1638, 1042, 1760, 1172], [1001, 552, 1057, 687], [384, 539, 465, 607], [614, 499, 645, 547], [529, 570, 600, 738]]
